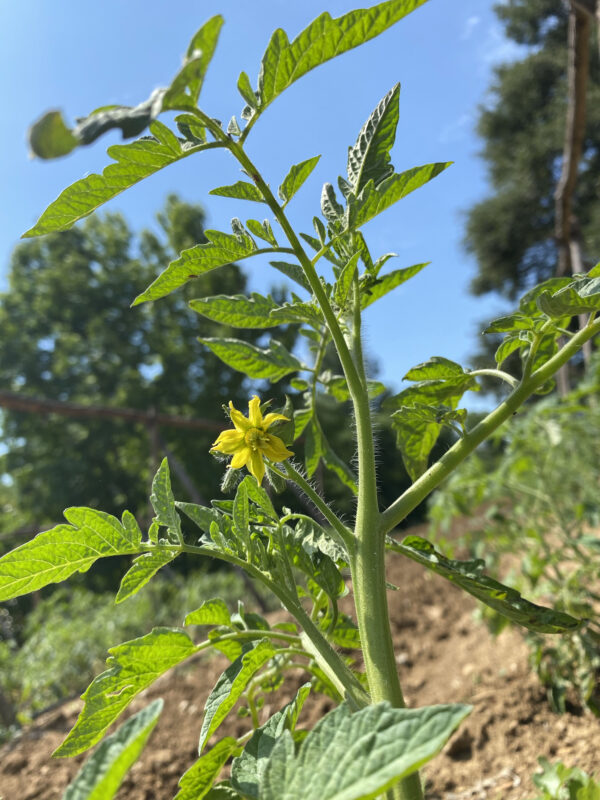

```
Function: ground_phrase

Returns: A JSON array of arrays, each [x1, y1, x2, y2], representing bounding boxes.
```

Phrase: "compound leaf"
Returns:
[[56, 628, 199, 757], [388, 536, 581, 634], [63, 700, 163, 800], [198, 338, 303, 382], [0, 509, 142, 601], [360, 263, 427, 309], [260, 701, 470, 800], [350, 163, 451, 230], [257, 0, 427, 114], [199, 640, 276, 752], [25, 122, 211, 237], [133, 229, 260, 305], [537, 277, 600, 318]]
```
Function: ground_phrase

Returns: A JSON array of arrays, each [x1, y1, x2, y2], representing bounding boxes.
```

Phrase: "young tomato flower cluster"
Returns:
[[211, 395, 293, 485]]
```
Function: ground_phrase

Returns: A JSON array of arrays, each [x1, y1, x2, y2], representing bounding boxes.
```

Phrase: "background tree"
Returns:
[[0, 195, 296, 542]]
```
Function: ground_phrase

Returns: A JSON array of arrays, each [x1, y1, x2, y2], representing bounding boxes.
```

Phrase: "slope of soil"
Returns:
[[1, 535, 599, 800]]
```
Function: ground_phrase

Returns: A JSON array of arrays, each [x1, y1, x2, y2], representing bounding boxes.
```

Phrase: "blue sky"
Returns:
[[0, 1, 526, 405]]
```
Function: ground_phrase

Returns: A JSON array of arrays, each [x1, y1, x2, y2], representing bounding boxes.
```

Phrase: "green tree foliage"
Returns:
[[0, 195, 290, 534], [466, 0, 600, 300]]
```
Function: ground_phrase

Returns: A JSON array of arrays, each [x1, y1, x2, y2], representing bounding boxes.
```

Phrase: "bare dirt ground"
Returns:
[[2, 529, 599, 800]]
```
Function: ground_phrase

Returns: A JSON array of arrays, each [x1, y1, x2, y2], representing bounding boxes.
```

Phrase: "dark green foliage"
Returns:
[[0, 195, 278, 539], [466, 0, 600, 318]]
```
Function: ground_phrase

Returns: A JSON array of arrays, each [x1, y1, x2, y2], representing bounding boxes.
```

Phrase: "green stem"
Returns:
[[468, 368, 518, 388], [381, 316, 600, 534], [273, 461, 354, 553]]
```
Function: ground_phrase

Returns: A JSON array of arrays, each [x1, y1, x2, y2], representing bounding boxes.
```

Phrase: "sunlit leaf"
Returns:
[[278, 156, 321, 206], [256, 0, 427, 115], [360, 263, 427, 309], [63, 700, 163, 800], [133, 229, 259, 305], [388, 536, 581, 633], [198, 337, 304, 381], [0, 509, 141, 602], [25, 122, 212, 237], [115, 549, 178, 603], [199, 640, 276, 751], [190, 293, 281, 328], [231, 685, 311, 798], [260, 701, 470, 800], [350, 162, 451, 229], [163, 16, 224, 108], [210, 182, 265, 202], [56, 629, 198, 757], [347, 83, 399, 194], [175, 738, 239, 800]]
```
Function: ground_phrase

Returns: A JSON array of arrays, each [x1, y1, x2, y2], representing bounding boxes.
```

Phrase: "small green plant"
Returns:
[[2, 2, 600, 797], [529, 757, 600, 800], [429, 374, 600, 716]]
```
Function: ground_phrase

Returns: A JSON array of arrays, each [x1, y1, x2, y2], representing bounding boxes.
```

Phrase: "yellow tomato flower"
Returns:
[[211, 396, 293, 486]]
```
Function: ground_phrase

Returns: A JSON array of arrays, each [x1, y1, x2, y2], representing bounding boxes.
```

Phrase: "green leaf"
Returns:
[[536, 277, 600, 318], [163, 16, 224, 108], [260, 701, 471, 800], [322, 438, 358, 496], [231, 685, 311, 799], [0, 509, 141, 602], [494, 334, 524, 366], [56, 628, 198, 757], [150, 458, 182, 542], [185, 598, 233, 628], [246, 219, 278, 246], [175, 738, 239, 800], [198, 337, 303, 382], [269, 299, 324, 326], [321, 373, 385, 402], [327, 613, 361, 649], [175, 113, 207, 144], [334, 253, 360, 308], [403, 356, 466, 381], [176, 502, 221, 535], [190, 293, 281, 328], [388, 536, 581, 634], [483, 313, 535, 335], [205, 784, 243, 799], [28, 110, 79, 159], [360, 263, 427, 309], [256, 0, 427, 115], [63, 700, 162, 800], [24, 121, 210, 237], [350, 163, 451, 229], [295, 517, 349, 564], [385, 373, 477, 480], [305, 418, 324, 478], [269, 261, 311, 292], [28, 91, 167, 162], [115, 548, 178, 603], [278, 156, 321, 206], [238, 71, 259, 109], [210, 181, 265, 202], [321, 183, 345, 225], [199, 640, 276, 752], [242, 476, 278, 521], [347, 83, 399, 194], [133, 228, 259, 305]]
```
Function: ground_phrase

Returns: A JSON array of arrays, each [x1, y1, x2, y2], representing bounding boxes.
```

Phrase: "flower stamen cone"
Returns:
[[211, 396, 293, 486]]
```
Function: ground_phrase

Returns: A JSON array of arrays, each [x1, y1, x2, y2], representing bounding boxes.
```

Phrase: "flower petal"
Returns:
[[231, 447, 251, 469], [248, 449, 265, 485], [211, 429, 245, 454], [228, 401, 252, 432], [248, 395, 263, 428], [262, 412, 290, 430], [261, 433, 294, 462]]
